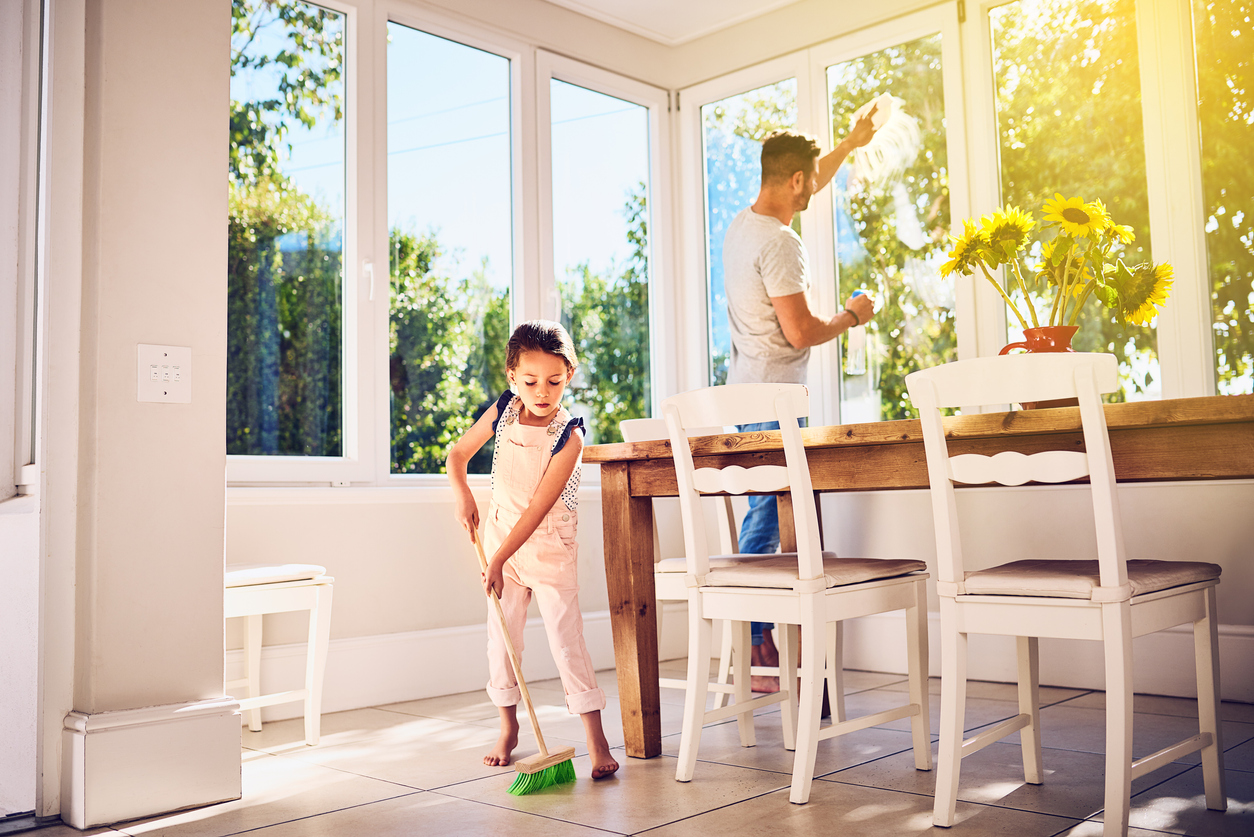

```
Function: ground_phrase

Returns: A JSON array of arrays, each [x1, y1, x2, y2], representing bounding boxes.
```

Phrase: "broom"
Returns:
[[472, 527, 577, 795]]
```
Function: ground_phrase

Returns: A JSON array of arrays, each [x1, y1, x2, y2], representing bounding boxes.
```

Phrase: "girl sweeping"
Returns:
[[447, 319, 619, 781]]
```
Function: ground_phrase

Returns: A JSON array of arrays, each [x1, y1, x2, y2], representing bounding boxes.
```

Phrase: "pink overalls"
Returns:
[[483, 395, 606, 716]]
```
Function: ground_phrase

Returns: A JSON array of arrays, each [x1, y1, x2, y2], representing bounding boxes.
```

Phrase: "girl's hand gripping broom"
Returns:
[[472, 528, 576, 795]]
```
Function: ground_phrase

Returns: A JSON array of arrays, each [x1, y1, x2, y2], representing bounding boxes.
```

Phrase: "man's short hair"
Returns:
[[761, 130, 821, 185]]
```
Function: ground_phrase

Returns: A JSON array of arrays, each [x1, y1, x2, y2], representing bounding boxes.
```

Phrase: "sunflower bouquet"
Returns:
[[939, 193, 1173, 332]]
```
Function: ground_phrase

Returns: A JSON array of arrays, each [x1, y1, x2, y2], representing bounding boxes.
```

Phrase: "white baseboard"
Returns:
[[227, 610, 621, 722], [61, 699, 241, 829], [228, 606, 1252, 725]]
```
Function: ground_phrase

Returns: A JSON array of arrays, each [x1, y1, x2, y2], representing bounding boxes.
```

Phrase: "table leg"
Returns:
[[777, 493, 797, 552], [599, 462, 662, 758]]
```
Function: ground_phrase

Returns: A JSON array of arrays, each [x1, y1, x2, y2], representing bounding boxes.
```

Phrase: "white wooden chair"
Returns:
[[906, 353, 1226, 835], [620, 417, 751, 711], [663, 383, 932, 804], [225, 563, 335, 746]]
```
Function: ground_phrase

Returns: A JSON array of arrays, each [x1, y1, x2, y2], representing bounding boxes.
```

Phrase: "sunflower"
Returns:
[[1034, 236, 1092, 288], [1041, 193, 1108, 238], [979, 205, 1034, 265], [1119, 262, 1173, 326], [1109, 223, 1135, 244], [939, 219, 987, 278]]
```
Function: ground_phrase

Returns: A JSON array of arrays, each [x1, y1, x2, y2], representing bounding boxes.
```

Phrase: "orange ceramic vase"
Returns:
[[998, 325, 1079, 355], [999, 325, 1081, 409]]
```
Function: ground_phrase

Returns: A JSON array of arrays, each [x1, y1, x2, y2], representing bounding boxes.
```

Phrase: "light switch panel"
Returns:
[[137, 344, 192, 403]]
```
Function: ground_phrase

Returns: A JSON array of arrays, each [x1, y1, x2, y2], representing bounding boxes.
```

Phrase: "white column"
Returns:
[[53, 0, 239, 827]]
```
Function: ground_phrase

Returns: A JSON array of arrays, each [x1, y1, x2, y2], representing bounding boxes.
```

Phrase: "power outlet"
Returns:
[[137, 344, 192, 403]]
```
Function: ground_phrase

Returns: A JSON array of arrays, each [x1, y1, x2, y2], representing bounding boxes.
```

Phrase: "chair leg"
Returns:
[[304, 583, 333, 747], [1101, 602, 1134, 837], [713, 619, 735, 711], [788, 598, 826, 804], [1195, 586, 1227, 811], [826, 620, 845, 723], [778, 623, 799, 752], [907, 580, 932, 771], [933, 597, 966, 828], [1016, 635, 1043, 784], [245, 614, 263, 733], [731, 620, 756, 747], [676, 593, 713, 783]]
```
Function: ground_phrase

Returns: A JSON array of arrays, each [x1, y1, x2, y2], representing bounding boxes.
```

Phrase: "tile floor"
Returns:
[[32, 662, 1254, 837]]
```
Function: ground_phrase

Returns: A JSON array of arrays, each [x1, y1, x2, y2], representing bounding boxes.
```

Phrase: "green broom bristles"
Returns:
[[507, 757, 576, 795]]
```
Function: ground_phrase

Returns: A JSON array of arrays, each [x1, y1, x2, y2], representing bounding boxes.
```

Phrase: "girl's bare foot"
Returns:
[[484, 707, 519, 767], [580, 710, 620, 780]]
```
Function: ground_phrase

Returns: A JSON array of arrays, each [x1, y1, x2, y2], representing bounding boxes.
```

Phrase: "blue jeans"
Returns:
[[735, 420, 791, 646]]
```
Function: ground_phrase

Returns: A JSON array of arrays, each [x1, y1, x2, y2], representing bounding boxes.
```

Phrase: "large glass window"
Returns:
[[701, 80, 797, 385], [228, 0, 346, 456], [991, 0, 1157, 400], [827, 33, 954, 422], [1195, 0, 1254, 394], [386, 25, 512, 474], [550, 79, 651, 444]]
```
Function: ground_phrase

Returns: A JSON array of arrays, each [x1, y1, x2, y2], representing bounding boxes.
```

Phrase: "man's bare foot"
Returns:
[[580, 710, 620, 780], [484, 706, 519, 767], [751, 629, 780, 693]]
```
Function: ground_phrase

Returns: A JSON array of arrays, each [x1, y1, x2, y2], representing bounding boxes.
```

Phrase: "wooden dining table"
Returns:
[[582, 393, 1254, 759]]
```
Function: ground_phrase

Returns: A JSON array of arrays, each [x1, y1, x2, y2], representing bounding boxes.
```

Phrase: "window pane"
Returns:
[[991, 0, 1157, 400], [551, 79, 651, 444], [387, 25, 512, 474], [701, 80, 797, 385], [828, 33, 954, 422], [1195, 0, 1254, 394], [228, 0, 345, 456]]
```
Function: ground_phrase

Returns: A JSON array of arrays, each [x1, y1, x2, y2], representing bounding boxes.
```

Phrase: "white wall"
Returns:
[[0, 495, 39, 815], [73, 0, 229, 712]]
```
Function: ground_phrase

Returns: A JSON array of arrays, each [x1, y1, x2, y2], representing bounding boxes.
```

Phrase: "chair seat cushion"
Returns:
[[655, 555, 772, 573], [225, 563, 328, 588], [700, 553, 927, 590], [961, 559, 1221, 600]]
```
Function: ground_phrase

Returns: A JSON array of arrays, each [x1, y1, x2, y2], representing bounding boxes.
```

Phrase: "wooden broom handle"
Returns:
[[472, 527, 551, 758]]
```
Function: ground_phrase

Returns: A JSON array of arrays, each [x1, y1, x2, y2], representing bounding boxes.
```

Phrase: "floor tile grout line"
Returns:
[[109, 788, 426, 837], [423, 787, 634, 836]]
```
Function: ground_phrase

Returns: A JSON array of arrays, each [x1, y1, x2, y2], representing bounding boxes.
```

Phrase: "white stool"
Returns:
[[225, 563, 334, 746]]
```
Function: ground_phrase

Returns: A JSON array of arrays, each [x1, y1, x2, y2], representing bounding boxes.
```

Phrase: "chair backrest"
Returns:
[[905, 353, 1126, 591], [618, 418, 739, 557], [659, 384, 822, 580]]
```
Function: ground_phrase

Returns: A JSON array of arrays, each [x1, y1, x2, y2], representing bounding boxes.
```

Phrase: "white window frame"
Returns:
[[4, 0, 44, 498], [535, 49, 675, 410], [678, 4, 968, 425], [806, 3, 970, 424], [227, 0, 373, 485], [961, 0, 1217, 399], [677, 53, 810, 397], [378, 4, 533, 485]]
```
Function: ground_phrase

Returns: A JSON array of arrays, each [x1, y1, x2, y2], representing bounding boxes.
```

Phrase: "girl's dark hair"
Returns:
[[505, 319, 578, 371]]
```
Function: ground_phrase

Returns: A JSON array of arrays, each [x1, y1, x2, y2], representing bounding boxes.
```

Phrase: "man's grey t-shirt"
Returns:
[[722, 207, 810, 385]]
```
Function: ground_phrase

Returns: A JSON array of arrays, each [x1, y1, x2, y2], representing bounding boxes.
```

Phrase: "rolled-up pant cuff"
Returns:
[[487, 683, 521, 708], [565, 687, 607, 715]]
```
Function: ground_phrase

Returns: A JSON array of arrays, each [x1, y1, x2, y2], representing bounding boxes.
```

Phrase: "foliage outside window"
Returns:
[[1194, 0, 1254, 394], [828, 33, 955, 422], [701, 81, 797, 386], [228, 0, 345, 456], [387, 25, 512, 475], [991, 0, 1157, 401], [551, 80, 653, 445]]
